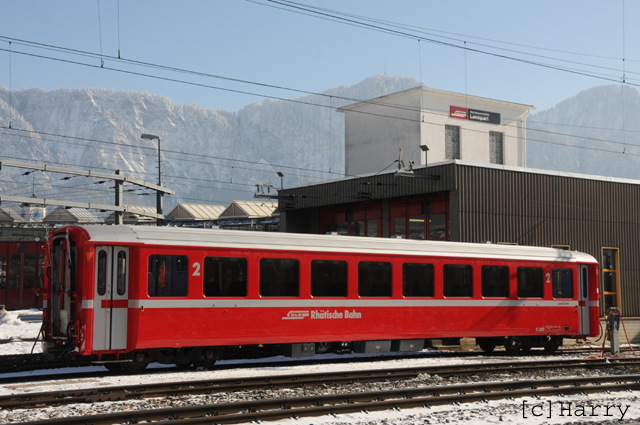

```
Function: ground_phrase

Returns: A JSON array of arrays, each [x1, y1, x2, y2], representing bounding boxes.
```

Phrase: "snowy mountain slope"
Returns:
[[0, 75, 419, 210], [0, 79, 636, 213], [527, 84, 640, 179]]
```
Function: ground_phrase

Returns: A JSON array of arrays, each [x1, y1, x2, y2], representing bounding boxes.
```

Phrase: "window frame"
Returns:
[[481, 265, 510, 298], [259, 258, 300, 297], [358, 261, 392, 297], [203, 256, 248, 298], [443, 264, 473, 298], [517, 266, 544, 299], [402, 262, 435, 298]]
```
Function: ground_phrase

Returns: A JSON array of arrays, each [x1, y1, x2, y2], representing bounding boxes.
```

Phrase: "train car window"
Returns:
[[116, 251, 127, 296], [97, 250, 107, 296], [311, 260, 347, 297], [552, 268, 573, 299], [203, 257, 247, 297], [481, 266, 509, 298], [358, 262, 392, 297], [517, 267, 543, 298], [403, 263, 434, 297], [443, 264, 473, 297], [148, 255, 189, 297], [260, 258, 299, 297]]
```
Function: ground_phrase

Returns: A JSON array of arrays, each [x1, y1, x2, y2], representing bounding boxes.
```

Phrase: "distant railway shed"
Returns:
[[278, 160, 640, 335]]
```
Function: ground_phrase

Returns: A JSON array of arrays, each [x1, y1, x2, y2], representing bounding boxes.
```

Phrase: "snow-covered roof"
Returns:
[[219, 200, 278, 220], [166, 203, 226, 221], [104, 205, 157, 223], [0, 207, 25, 223], [43, 207, 99, 224]]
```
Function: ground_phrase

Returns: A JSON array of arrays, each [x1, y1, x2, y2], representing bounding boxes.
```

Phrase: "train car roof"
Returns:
[[61, 225, 598, 264]]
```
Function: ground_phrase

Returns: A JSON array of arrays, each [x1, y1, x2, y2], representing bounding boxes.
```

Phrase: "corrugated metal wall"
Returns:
[[282, 164, 456, 210], [456, 165, 640, 317]]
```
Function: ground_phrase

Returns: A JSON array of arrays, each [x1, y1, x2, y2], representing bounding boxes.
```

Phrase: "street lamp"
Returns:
[[420, 144, 429, 166], [277, 172, 284, 190], [141, 133, 162, 225]]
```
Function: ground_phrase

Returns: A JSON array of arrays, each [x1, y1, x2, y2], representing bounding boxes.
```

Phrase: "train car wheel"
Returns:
[[121, 361, 149, 374], [104, 363, 123, 373], [477, 339, 496, 353], [504, 337, 522, 355], [194, 348, 220, 369], [543, 336, 562, 354], [175, 362, 192, 370]]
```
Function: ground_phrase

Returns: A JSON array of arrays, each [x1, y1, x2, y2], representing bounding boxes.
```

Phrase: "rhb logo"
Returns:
[[450, 106, 468, 120], [283, 310, 309, 320]]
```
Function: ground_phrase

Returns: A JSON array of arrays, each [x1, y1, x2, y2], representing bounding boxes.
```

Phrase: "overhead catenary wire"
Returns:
[[258, 0, 640, 83], [2, 35, 640, 141], [271, 0, 640, 65]]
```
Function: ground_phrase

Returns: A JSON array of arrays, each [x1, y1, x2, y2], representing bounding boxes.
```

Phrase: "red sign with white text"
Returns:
[[450, 106, 468, 120]]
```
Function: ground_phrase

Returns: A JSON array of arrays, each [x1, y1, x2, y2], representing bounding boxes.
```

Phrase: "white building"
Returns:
[[338, 86, 534, 176]]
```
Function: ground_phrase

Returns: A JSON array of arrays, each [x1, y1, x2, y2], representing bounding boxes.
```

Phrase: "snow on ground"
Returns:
[[0, 309, 42, 355], [2, 310, 640, 424]]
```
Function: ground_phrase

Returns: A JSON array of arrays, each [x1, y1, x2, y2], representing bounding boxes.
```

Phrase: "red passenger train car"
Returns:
[[42, 225, 600, 373]]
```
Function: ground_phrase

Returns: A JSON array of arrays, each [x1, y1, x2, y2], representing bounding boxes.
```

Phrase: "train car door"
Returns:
[[579, 265, 590, 335], [93, 246, 129, 351]]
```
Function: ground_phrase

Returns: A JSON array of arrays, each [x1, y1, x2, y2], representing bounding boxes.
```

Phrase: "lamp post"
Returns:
[[141, 133, 162, 225], [277, 171, 284, 190], [420, 144, 429, 166]]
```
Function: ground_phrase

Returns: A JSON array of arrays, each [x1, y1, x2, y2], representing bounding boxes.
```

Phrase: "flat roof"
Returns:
[[283, 159, 640, 191]]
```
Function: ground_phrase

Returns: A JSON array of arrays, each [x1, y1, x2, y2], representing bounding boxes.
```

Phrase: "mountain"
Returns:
[[527, 84, 640, 179], [0, 75, 421, 211], [0, 79, 638, 215]]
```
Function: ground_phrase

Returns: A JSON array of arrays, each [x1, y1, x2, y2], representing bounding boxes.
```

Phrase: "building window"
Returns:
[[358, 261, 392, 297], [393, 217, 406, 238], [311, 260, 348, 297], [481, 265, 509, 298], [408, 216, 425, 239], [445, 125, 460, 160], [366, 220, 378, 237], [443, 264, 473, 297], [552, 268, 573, 299], [489, 131, 503, 164], [203, 257, 247, 297], [403, 263, 434, 297], [602, 248, 620, 314], [428, 214, 446, 240], [148, 255, 189, 297], [260, 258, 299, 297], [517, 267, 543, 298]]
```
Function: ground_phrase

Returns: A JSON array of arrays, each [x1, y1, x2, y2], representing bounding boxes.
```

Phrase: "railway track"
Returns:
[[0, 344, 612, 376], [12, 373, 640, 425], [3, 357, 640, 410]]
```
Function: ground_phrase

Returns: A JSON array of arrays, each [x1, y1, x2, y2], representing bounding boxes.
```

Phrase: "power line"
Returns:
[[258, 0, 640, 85]]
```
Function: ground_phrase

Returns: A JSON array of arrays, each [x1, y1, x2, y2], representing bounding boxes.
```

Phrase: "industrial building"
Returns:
[[277, 86, 640, 341]]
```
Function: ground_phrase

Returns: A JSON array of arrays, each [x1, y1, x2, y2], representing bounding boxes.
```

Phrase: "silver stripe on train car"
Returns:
[[127, 299, 579, 309]]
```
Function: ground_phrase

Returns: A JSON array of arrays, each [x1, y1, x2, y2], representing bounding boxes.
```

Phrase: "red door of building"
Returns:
[[4, 242, 46, 310], [0, 243, 6, 309]]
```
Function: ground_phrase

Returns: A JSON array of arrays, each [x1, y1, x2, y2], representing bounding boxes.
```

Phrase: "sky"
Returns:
[[0, 0, 638, 114]]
